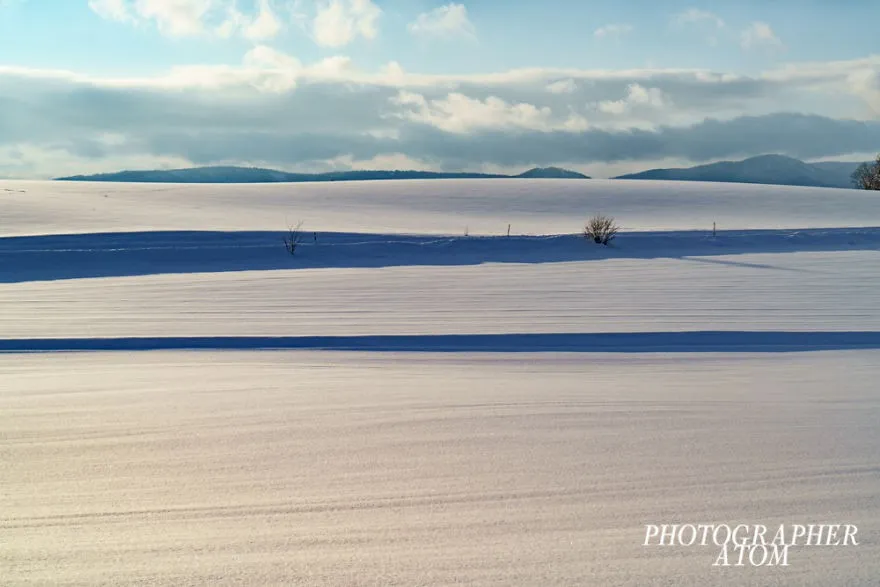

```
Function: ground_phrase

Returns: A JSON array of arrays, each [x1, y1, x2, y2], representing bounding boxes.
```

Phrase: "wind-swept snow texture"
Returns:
[[2, 179, 880, 586]]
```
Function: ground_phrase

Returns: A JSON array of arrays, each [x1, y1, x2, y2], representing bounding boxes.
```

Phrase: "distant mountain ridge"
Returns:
[[56, 166, 590, 183], [613, 154, 863, 189], [516, 167, 589, 179], [55, 156, 869, 188]]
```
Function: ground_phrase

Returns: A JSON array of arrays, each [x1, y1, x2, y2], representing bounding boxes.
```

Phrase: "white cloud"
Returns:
[[380, 61, 407, 85], [307, 54, 354, 77], [674, 8, 725, 45], [389, 91, 587, 133], [88, 0, 132, 22], [88, 0, 283, 40], [598, 84, 667, 115], [741, 21, 783, 50], [408, 3, 475, 39], [320, 152, 436, 172], [389, 91, 549, 133], [131, 0, 214, 36], [0, 143, 193, 180], [546, 79, 577, 94], [243, 45, 301, 69], [847, 69, 880, 117], [312, 0, 381, 48], [5, 52, 877, 114], [218, 0, 282, 40], [674, 8, 725, 29], [593, 23, 633, 39], [155, 47, 356, 91], [246, 0, 282, 39]]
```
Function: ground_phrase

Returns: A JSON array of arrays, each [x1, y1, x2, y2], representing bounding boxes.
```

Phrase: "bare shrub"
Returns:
[[283, 221, 304, 255], [584, 215, 619, 245], [852, 154, 880, 190]]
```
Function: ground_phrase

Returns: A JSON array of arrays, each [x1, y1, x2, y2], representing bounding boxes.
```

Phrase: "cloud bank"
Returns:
[[1, 48, 879, 178]]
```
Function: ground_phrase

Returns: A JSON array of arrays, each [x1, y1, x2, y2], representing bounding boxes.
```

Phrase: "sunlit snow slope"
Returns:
[[2, 179, 879, 586], [3, 178, 880, 235]]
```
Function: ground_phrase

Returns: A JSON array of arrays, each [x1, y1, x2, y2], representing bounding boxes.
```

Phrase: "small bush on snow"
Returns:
[[584, 215, 619, 245], [283, 221, 304, 255]]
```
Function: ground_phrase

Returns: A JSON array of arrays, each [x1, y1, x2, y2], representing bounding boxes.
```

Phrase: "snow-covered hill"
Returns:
[[3, 178, 879, 236]]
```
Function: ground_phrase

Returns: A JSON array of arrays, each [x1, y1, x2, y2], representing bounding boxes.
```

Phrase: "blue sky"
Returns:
[[1, 0, 879, 177], [2, 1, 878, 74]]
